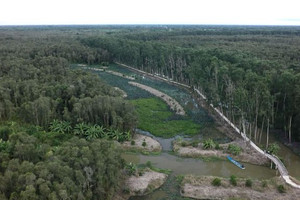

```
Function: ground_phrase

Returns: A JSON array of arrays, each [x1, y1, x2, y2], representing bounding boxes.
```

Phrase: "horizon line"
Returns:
[[1, 23, 300, 27]]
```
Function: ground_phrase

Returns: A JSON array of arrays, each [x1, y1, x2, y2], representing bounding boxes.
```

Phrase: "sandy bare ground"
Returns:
[[83, 66, 135, 80], [128, 81, 185, 115], [82, 66, 103, 71], [181, 175, 300, 200], [125, 169, 168, 196], [106, 70, 135, 80], [122, 134, 162, 152], [173, 138, 269, 165], [116, 62, 190, 89]]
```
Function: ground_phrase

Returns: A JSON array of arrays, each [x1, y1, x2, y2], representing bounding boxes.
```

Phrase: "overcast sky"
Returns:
[[1, 0, 300, 25]]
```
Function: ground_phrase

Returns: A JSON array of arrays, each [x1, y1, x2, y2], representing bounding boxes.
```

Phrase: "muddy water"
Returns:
[[122, 152, 276, 180], [128, 129, 279, 199], [133, 130, 276, 179], [124, 151, 277, 199], [269, 134, 300, 180]]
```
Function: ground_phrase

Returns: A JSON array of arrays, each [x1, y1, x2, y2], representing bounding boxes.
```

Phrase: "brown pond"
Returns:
[[123, 152, 277, 200]]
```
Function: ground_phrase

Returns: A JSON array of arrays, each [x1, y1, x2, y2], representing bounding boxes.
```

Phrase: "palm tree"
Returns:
[[86, 125, 102, 140], [74, 122, 89, 137], [49, 120, 72, 134], [95, 125, 106, 138], [111, 129, 122, 142], [121, 131, 131, 142], [49, 119, 64, 133], [203, 138, 215, 149], [105, 128, 115, 140], [62, 121, 72, 134], [49, 119, 59, 132]]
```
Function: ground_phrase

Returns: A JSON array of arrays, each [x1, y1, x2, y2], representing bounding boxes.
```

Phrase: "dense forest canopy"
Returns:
[[0, 27, 137, 130], [0, 26, 138, 199], [78, 25, 300, 143], [0, 124, 124, 200], [1, 25, 300, 199]]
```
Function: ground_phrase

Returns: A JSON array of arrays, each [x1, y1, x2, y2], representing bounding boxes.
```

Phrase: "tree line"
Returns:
[[0, 29, 137, 132], [81, 26, 300, 145], [1, 25, 300, 199], [0, 26, 138, 199]]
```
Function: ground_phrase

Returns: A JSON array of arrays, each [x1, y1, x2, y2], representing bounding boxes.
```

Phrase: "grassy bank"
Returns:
[[131, 98, 201, 138]]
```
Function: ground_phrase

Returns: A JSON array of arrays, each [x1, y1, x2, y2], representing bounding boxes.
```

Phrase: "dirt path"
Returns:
[[128, 81, 185, 115]]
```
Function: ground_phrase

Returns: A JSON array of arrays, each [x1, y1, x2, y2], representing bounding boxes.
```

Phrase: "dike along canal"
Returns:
[[76, 64, 300, 199]]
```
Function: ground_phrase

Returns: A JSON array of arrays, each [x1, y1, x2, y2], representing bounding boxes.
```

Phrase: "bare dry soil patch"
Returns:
[[122, 134, 162, 152], [181, 175, 300, 200]]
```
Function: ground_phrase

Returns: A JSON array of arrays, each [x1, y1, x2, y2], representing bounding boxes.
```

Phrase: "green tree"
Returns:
[[74, 122, 89, 137], [227, 144, 242, 155], [203, 138, 215, 149], [267, 143, 280, 155], [230, 175, 237, 186]]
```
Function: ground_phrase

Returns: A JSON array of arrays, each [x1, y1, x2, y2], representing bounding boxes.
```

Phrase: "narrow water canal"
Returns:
[[122, 152, 276, 179], [78, 64, 300, 198]]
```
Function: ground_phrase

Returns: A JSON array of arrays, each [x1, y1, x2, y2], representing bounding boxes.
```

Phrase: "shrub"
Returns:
[[230, 175, 237, 186], [181, 141, 188, 147], [138, 171, 144, 176], [125, 162, 137, 175], [267, 143, 280, 155], [0, 139, 11, 152], [146, 161, 153, 168], [203, 138, 215, 149], [212, 178, 221, 186], [130, 140, 135, 145], [228, 144, 242, 155], [123, 188, 130, 194], [245, 179, 252, 187], [142, 140, 147, 147], [0, 126, 12, 141], [215, 143, 220, 150], [191, 140, 199, 147], [176, 175, 184, 184], [277, 184, 286, 193], [262, 180, 268, 188]]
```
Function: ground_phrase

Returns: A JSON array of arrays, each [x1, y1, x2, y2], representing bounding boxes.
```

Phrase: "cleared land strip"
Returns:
[[116, 62, 190, 88], [128, 81, 185, 115], [84, 66, 135, 80], [117, 62, 300, 189]]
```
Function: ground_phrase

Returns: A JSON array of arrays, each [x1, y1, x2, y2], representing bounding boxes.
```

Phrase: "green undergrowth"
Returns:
[[131, 98, 201, 138]]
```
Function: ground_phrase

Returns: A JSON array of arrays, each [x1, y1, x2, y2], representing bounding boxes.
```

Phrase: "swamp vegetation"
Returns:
[[1, 25, 300, 199]]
